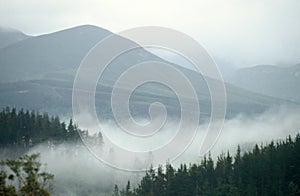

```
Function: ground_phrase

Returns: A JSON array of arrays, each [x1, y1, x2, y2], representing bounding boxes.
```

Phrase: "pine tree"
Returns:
[[122, 133, 300, 196]]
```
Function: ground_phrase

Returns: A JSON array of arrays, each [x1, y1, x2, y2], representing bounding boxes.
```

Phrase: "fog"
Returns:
[[6, 106, 295, 195], [183, 106, 300, 162], [28, 143, 140, 195]]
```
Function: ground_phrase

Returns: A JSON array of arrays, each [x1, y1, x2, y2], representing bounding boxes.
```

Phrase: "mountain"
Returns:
[[228, 64, 300, 103], [147, 48, 237, 79], [0, 25, 298, 119], [0, 25, 112, 83], [0, 26, 30, 49]]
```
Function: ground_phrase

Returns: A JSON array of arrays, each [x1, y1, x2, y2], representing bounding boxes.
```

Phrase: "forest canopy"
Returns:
[[116, 134, 300, 196], [0, 107, 102, 148]]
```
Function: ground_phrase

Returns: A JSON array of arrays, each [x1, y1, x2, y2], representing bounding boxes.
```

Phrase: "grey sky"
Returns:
[[0, 0, 299, 67]]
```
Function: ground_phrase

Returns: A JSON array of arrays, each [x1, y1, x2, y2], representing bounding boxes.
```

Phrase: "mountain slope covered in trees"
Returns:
[[0, 107, 102, 148], [118, 134, 300, 196]]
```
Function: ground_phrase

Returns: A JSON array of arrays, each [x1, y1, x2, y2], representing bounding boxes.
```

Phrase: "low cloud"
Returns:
[[1, 106, 299, 194]]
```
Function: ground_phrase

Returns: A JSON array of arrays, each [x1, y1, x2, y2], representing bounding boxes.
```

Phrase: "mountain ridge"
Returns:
[[0, 24, 299, 119], [228, 63, 300, 102], [0, 26, 30, 49]]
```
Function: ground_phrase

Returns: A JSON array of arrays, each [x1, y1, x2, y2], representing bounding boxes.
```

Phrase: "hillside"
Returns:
[[0, 26, 30, 49], [0, 25, 298, 120], [119, 134, 300, 195], [228, 64, 300, 103], [0, 25, 111, 83]]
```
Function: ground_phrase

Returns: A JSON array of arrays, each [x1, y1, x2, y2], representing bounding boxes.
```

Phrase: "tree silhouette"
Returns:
[[116, 133, 300, 195]]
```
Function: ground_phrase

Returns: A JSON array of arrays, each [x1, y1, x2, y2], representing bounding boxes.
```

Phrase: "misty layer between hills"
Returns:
[[0, 106, 296, 195]]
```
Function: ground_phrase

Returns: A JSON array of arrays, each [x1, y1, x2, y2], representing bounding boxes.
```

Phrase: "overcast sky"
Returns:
[[0, 0, 299, 67]]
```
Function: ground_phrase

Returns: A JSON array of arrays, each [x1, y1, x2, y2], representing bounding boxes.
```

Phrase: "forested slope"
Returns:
[[119, 134, 300, 196], [0, 107, 102, 148]]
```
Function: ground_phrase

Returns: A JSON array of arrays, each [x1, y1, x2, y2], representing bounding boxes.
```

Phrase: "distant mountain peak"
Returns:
[[42, 24, 112, 37], [70, 24, 109, 31]]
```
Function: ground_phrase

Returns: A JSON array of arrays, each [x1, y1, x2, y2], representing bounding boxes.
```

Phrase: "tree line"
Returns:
[[0, 107, 102, 148], [115, 134, 300, 196]]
